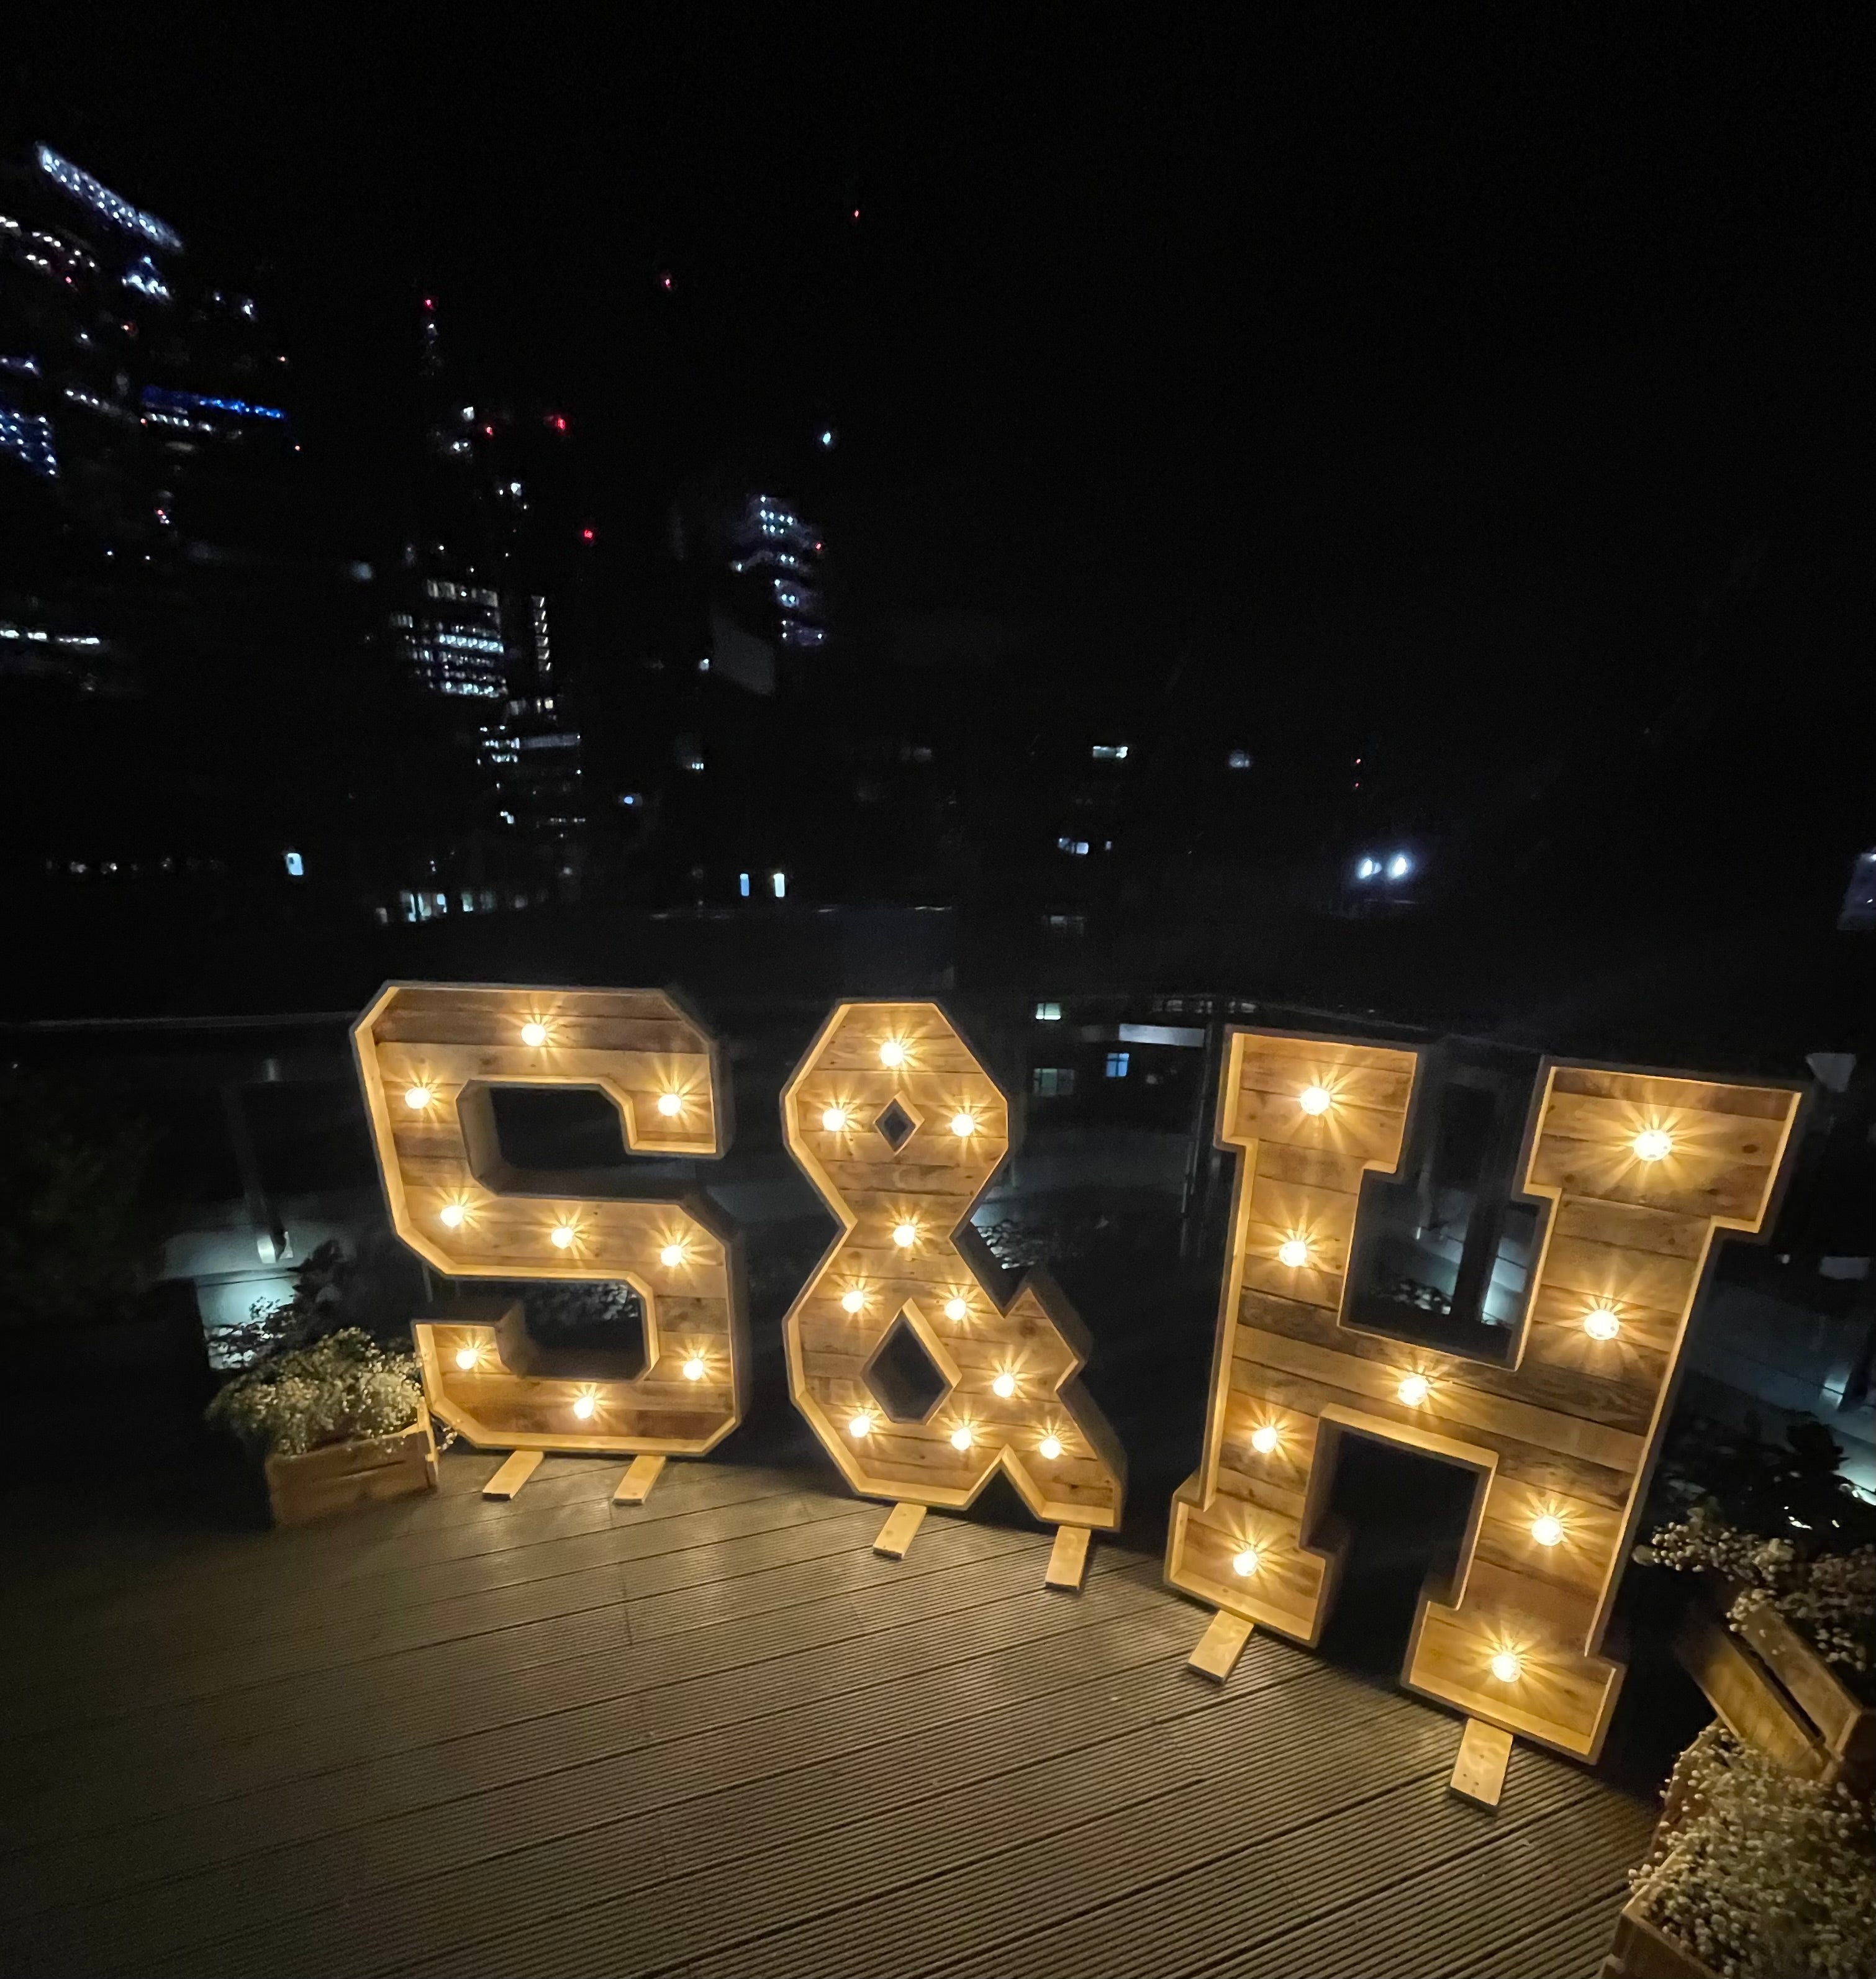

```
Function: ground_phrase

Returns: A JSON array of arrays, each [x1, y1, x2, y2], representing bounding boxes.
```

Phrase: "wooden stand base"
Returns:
[[612, 1453, 667, 1505], [1188, 1609, 1254, 1682], [1044, 1524, 1092, 1590], [1449, 1717, 1513, 1806], [483, 1449, 543, 1499], [873, 1501, 927, 1557]]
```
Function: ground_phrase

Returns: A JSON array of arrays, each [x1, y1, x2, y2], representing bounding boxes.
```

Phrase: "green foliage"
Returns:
[[213, 1236, 420, 1367], [206, 1327, 422, 1458], [0, 1071, 164, 1330], [1633, 1724, 1874, 1979]]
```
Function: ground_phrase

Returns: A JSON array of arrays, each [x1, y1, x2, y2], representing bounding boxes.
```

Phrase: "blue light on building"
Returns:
[[0, 401, 59, 479], [140, 386, 286, 423]]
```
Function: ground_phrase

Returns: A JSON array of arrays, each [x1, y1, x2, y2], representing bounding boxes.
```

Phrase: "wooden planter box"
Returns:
[[1673, 1583, 1876, 1792], [263, 1409, 438, 1527], [1600, 1898, 1716, 1979]]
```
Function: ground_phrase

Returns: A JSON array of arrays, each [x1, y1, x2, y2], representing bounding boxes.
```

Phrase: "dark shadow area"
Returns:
[[866, 1311, 949, 1423], [486, 1083, 631, 1171], [1315, 1432, 1480, 1678]]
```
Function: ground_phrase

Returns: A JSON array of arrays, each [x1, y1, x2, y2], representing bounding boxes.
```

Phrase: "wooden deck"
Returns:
[[0, 1452, 1654, 1978]]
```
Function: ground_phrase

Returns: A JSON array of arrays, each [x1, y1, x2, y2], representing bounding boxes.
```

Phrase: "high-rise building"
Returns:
[[726, 491, 826, 653], [1, 140, 373, 907]]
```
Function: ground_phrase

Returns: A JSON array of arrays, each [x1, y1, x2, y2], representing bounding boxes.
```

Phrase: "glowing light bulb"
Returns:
[[1298, 1085, 1333, 1116], [1277, 1238, 1311, 1269], [892, 1222, 918, 1249], [943, 1296, 968, 1321], [681, 1356, 706, 1382], [1397, 1373, 1430, 1406], [840, 1287, 866, 1313], [1039, 1434, 1063, 1460], [1584, 1307, 1621, 1341], [879, 1040, 907, 1067], [520, 1021, 548, 1047], [949, 1424, 974, 1451], [1531, 1515, 1565, 1547], [848, 1411, 874, 1438], [949, 1112, 977, 1137], [992, 1372, 1017, 1399], [404, 1084, 434, 1110], [1631, 1127, 1674, 1162], [1232, 1545, 1262, 1577], [573, 1394, 597, 1420], [550, 1225, 576, 1249], [656, 1092, 684, 1117], [822, 1105, 850, 1132], [1251, 1425, 1280, 1455], [659, 1243, 686, 1268], [438, 1202, 465, 1229], [454, 1346, 479, 1371], [1490, 1650, 1523, 1683]]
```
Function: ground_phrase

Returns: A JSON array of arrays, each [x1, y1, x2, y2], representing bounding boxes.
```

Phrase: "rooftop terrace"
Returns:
[[1, 1449, 1654, 1978]]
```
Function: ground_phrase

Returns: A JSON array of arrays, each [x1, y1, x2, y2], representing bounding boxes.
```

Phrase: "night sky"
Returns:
[[10, 9, 1871, 868]]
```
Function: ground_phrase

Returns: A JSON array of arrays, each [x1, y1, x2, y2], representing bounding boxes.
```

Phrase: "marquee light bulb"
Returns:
[[572, 1394, 596, 1420], [454, 1346, 479, 1371], [404, 1084, 435, 1110], [659, 1243, 686, 1268], [1251, 1425, 1280, 1455], [878, 1039, 907, 1067], [1232, 1545, 1263, 1577], [550, 1225, 576, 1249], [1397, 1373, 1431, 1406], [1584, 1307, 1622, 1341], [1298, 1084, 1333, 1116], [1490, 1650, 1523, 1683], [438, 1202, 465, 1229], [840, 1287, 866, 1313], [848, 1411, 874, 1439], [822, 1105, 850, 1132], [949, 1112, 977, 1137], [943, 1295, 968, 1321], [1039, 1434, 1063, 1460], [520, 1021, 548, 1048], [992, 1372, 1017, 1399], [1531, 1515, 1565, 1547], [681, 1356, 705, 1382], [892, 1222, 918, 1249], [1631, 1127, 1674, 1162], [656, 1092, 684, 1117], [949, 1424, 974, 1451], [1277, 1238, 1311, 1269]]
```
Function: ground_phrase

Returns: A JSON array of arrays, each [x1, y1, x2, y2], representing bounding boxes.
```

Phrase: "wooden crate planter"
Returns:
[[1673, 1585, 1875, 1792], [1600, 1900, 1717, 1979], [263, 1408, 438, 1527]]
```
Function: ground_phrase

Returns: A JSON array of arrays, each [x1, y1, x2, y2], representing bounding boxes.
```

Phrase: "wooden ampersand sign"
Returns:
[[1167, 1027, 1801, 1771], [781, 1001, 1125, 1583], [353, 982, 746, 1503]]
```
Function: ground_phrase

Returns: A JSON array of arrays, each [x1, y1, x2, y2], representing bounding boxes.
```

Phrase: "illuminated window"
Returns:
[[1032, 1066, 1077, 1098], [1228, 748, 1253, 770], [1034, 1000, 1063, 1021], [1090, 744, 1129, 761], [1105, 1051, 1130, 1079]]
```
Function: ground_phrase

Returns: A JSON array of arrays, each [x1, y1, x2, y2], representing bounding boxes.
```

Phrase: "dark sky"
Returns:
[[10, 7, 1870, 718]]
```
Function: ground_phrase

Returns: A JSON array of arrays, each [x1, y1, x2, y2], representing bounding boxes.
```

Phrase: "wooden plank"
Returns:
[[1187, 1608, 1254, 1682], [1043, 1524, 1091, 1590], [1449, 1716, 1514, 1806], [612, 1454, 667, 1505], [1672, 1605, 1826, 1777], [482, 1449, 543, 1500], [873, 1501, 927, 1557]]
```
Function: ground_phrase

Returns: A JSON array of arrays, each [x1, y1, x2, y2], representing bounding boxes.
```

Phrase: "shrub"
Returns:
[[1632, 1724, 1874, 1979], [0, 1071, 164, 1329], [206, 1328, 422, 1458], [1641, 1504, 1876, 1683]]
